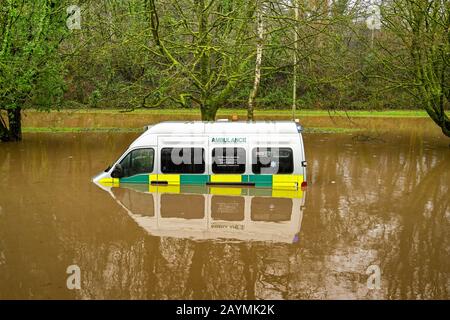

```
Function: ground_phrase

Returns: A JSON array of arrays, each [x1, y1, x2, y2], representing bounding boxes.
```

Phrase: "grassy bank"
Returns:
[[22, 126, 362, 134], [31, 109, 431, 118], [17, 108, 443, 136], [22, 127, 143, 133]]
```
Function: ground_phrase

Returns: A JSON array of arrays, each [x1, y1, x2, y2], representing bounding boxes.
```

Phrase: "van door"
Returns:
[[115, 147, 156, 184], [155, 135, 209, 187]]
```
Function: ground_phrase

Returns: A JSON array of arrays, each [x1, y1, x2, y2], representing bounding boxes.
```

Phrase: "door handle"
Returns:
[[151, 180, 168, 185]]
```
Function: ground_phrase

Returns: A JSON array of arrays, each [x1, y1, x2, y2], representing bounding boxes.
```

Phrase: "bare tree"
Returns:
[[381, 0, 450, 137], [144, 0, 256, 120]]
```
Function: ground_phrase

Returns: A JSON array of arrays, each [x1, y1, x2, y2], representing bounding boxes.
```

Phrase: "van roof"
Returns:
[[144, 121, 300, 135]]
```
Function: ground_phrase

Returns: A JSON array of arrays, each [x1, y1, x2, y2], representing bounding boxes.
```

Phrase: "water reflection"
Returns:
[[101, 184, 304, 243]]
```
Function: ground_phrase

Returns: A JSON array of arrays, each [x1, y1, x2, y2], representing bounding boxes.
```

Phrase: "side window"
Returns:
[[120, 148, 154, 177], [252, 147, 293, 174], [161, 148, 205, 174], [212, 147, 246, 174]]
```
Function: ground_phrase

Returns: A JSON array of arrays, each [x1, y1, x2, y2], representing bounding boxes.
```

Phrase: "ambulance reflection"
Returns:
[[108, 185, 305, 243]]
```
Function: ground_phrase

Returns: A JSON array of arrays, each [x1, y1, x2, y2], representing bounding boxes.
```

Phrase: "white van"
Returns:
[[93, 120, 307, 189]]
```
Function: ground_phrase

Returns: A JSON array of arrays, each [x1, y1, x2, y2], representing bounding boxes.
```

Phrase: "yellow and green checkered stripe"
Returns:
[[101, 173, 303, 188], [98, 174, 304, 198]]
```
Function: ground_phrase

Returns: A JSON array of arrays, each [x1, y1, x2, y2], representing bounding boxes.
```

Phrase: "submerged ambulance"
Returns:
[[93, 120, 307, 189]]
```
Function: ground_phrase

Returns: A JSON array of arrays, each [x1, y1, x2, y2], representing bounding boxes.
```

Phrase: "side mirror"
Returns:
[[111, 164, 124, 178]]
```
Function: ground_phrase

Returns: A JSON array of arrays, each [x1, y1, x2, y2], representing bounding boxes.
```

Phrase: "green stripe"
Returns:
[[180, 174, 209, 184], [119, 174, 277, 186], [120, 174, 149, 184], [249, 175, 273, 187]]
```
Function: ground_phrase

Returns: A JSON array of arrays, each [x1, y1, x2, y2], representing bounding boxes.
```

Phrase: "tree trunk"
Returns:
[[441, 119, 450, 138], [248, 1, 264, 121], [0, 113, 10, 142], [0, 108, 22, 142], [200, 103, 218, 121], [434, 112, 450, 138], [7, 108, 22, 141]]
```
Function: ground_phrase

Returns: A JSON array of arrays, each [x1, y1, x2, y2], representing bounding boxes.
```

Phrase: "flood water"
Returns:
[[0, 128, 449, 299]]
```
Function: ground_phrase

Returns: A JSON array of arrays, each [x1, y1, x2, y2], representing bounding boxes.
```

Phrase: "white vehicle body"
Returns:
[[93, 120, 307, 189]]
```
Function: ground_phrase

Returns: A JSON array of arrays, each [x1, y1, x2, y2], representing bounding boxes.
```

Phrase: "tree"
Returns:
[[380, 0, 450, 137], [144, 0, 256, 120], [0, 0, 67, 142], [248, 0, 264, 121]]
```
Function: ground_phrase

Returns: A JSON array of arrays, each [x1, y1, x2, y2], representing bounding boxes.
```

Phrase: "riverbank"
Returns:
[[25, 108, 430, 117], [22, 126, 363, 134], [18, 109, 444, 136]]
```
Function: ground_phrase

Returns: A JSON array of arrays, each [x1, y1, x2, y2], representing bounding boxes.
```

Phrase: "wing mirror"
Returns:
[[111, 164, 124, 178]]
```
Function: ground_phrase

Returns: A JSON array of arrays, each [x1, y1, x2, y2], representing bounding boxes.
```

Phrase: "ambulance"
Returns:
[[93, 120, 307, 189]]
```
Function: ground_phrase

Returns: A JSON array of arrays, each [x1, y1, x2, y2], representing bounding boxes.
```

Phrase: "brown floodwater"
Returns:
[[0, 127, 449, 299]]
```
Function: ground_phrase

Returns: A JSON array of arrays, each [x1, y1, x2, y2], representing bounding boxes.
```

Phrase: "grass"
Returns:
[[23, 126, 361, 134], [23, 108, 432, 118], [302, 127, 362, 133], [22, 127, 143, 133], [19, 108, 438, 135]]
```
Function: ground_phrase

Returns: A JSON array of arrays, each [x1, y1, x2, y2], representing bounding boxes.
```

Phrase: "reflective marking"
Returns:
[[99, 178, 120, 187], [210, 174, 242, 183], [210, 187, 243, 196]]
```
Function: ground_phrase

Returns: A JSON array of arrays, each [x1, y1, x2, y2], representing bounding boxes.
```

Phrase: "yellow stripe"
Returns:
[[272, 188, 303, 199], [99, 178, 120, 187], [149, 184, 180, 194], [273, 183, 297, 189], [272, 174, 303, 188], [210, 174, 242, 183], [149, 174, 158, 183], [210, 187, 243, 196], [161, 174, 180, 185]]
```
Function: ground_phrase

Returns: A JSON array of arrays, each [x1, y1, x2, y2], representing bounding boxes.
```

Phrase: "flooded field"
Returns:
[[20, 110, 439, 134], [0, 121, 449, 299]]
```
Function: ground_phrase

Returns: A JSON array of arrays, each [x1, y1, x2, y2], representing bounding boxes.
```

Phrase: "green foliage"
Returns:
[[58, 0, 427, 114], [1, 0, 448, 140], [0, 0, 67, 111], [0, 0, 69, 140]]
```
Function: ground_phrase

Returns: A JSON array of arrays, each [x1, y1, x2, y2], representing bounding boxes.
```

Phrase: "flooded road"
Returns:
[[0, 130, 449, 299]]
